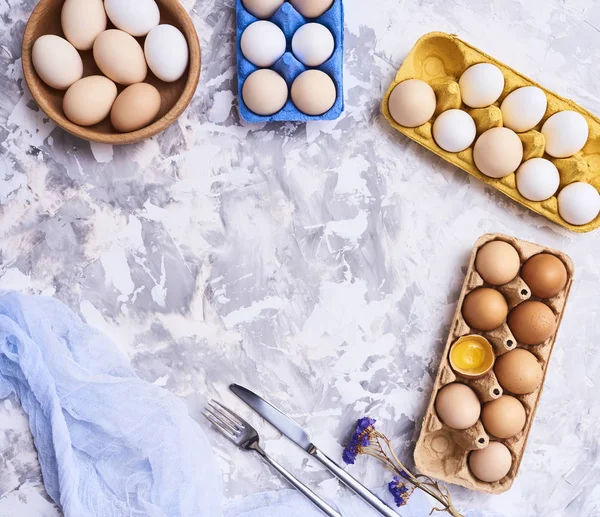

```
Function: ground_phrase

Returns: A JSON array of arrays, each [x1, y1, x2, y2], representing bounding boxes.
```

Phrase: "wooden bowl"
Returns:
[[22, 0, 201, 145]]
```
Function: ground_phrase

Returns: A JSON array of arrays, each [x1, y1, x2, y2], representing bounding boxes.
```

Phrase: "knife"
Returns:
[[230, 384, 399, 517]]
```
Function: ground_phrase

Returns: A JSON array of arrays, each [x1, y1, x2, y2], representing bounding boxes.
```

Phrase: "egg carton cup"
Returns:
[[236, 0, 344, 122], [382, 32, 600, 233], [414, 233, 574, 494]]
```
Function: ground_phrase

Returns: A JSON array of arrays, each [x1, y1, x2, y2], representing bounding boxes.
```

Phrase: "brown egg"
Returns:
[[508, 301, 555, 345], [475, 240, 521, 285], [111, 83, 162, 133], [521, 254, 568, 299], [435, 383, 481, 430], [473, 127, 523, 179], [495, 349, 543, 395], [388, 79, 436, 128], [481, 395, 526, 439], [469, 442, 512, 483], [462, 288, 508, 331]]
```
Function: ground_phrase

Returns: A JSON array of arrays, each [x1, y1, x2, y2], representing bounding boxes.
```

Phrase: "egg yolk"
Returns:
[[451, 340, 488, 371]]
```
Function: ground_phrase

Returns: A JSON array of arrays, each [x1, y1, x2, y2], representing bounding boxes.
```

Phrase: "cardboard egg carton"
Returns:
[[414, 233, 574, 494], [382, 32, 600, 233], [236, 0, 344, 122]]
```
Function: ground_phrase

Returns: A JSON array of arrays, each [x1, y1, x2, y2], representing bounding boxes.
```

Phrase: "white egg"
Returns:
[[433, 109, 476, 153], [501, 86, 547, 133], [459, 63, 505, 108], [105, 0, 160, 37], [291, 23, 335, 67], [558, 182, 600, 225], [542, 111, 589, 158], [145, 25, 190, 83], [240, 21, 286, 68], [516, 158, 560, 202], [32, 35, 83, 90]]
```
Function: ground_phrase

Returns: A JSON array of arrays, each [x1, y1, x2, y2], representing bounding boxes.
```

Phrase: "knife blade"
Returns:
[[230, 384, 399, 517], [230, 384, 313, 450]]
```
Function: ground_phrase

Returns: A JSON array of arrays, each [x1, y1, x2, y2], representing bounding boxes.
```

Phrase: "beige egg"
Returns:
[[63, 76, 118, 126], [469, 442, 512, 483], [32, 35, 83, 90], [290, 0, 334, 17], [473, 127, 523, 178], [495, 349, 543, 395], [93, 30, 147, 85], [242, 0, 284, 18], [388, 79, 436, 128], [435, 383, 481, 430], [61, 0, 107, 51], [291, 70, 337, 116], [111, 83, 162, 132], [475, 240, 521, 286], [481, 395, 526, 439], [242, 69, 288, 116]]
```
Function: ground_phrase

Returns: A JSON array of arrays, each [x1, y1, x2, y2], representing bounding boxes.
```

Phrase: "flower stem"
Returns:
[[342, 418, 465, 517], [373, 433, 464, 517]]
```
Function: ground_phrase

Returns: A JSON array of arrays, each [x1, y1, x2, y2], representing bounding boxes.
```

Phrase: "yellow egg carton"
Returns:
[[414, 233, 574, 494], [382, 32, 600, 233]]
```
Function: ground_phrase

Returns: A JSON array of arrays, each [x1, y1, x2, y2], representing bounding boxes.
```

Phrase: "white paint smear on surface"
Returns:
[[100, 245, 135, 297], [208, 90, 235, 123], [324, 210, 368, 242], [221, 296, 285, 328], [0, 268, 31, 291], [90, 142, 114, 163]]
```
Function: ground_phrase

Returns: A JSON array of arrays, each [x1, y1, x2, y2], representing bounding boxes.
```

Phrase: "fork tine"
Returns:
[[201, 410, 229, 433], [211, 400, 250, 428], [205, 406, 244, 434], [205, 405, 241, 436], [202, 410, 237, 440], [208, 401, 245, 431]]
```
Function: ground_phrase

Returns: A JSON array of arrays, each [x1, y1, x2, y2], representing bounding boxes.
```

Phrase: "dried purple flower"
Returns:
[[342, 417, 376, 465], [388, 476, 410, 507], [342, 444, 358, 465], [342, 418, 463, 516]]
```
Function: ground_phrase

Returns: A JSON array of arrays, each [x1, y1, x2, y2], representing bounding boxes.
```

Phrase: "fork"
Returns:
[[203, 400, 342, 517]]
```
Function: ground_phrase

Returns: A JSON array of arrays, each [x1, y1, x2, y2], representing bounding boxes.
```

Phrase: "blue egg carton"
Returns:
[[236, 0, 344, 123]]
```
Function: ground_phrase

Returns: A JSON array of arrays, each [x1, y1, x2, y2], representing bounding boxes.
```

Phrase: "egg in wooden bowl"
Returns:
[[22, 0, 201, 145]]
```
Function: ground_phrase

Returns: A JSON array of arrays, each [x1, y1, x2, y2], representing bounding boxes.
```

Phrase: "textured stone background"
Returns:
[[1, 1, 600, 516]]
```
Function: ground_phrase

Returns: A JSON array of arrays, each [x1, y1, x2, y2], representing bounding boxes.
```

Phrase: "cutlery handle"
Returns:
[[254, 447, 342, 517], [311, 448, 399, 517]]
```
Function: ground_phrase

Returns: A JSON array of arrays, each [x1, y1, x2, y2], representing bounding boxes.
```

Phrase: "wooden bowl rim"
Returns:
[[21, 0, 201, 145]]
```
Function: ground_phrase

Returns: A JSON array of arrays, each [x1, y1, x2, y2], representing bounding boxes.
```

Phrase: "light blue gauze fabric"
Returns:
[[0, 292, 222, 517]]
